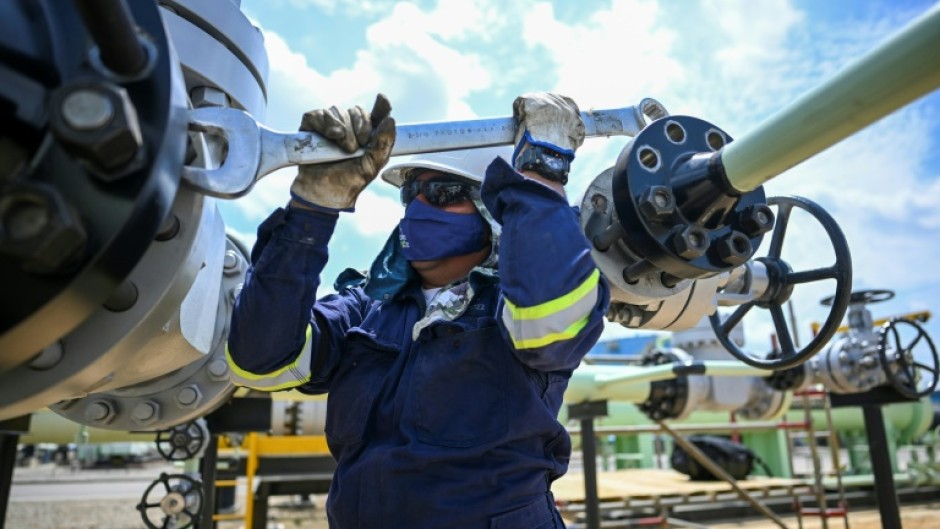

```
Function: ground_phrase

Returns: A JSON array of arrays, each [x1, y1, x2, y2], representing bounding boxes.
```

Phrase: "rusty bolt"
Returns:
[[670, 225, 710, 259], [738, 204, 775, 237], [638, 185, 676, 221], [714, 230, 752, 266], [0, 184, 88, 274], [50, 81, 144, 178]]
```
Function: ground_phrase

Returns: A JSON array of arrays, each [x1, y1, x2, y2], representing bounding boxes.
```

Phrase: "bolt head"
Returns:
[[638, 185, 676, 221], [714, 231, 752, 266], [223, 250, 243, 276], [0, 185, 88, 274], [61, 90, 115, 131], [84, 401, 114, 423], [131, 401, 160, 424], [176, 385, 202, 409], [738, 204, 775, 237], [190, 86, 230, 108], [2, 197, 49, 241], [50, 82, 144, 177], [670, 225, 710, 259], [207, 359, 229, 380]]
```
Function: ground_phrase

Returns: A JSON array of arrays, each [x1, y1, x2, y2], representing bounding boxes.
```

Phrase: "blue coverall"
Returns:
[[227, 157, 609, 529]]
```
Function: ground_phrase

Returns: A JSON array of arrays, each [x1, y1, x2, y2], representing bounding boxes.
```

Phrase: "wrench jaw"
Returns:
[[182, 107, 262, 198]]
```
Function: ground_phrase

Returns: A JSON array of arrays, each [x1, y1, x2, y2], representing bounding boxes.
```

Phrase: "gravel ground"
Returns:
[[8, 461, 329, 529], [9, 497, 940, 529], [8, 462, 939, 529], [7, 494, 330, 529]]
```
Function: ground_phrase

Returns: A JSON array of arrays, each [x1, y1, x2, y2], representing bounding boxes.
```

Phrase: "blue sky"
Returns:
[[219, 0, 940, 357]]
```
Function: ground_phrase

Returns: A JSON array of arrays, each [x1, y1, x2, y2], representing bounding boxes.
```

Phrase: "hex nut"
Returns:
[[207, 359, 229, 381], [84, 400, 116, 424], [50, 82, 143, 177], [190, 86, 230, 108], [131, 401, 161, 426], [638, 185, 676, 221], [670, 225, 710, 259], [176, 385, 202, 410], [0, 185, 88, 274], [738, 204, 775, 237], [223, 249, 243, 277], [714, 231, 752, 266]]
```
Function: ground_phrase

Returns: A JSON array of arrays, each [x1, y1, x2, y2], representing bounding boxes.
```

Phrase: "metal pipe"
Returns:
[[568, 420, 798, 436], [566, 361, 769, 403], [73, 0, 148, 76], [721, 4, 940, 192], [562, 399, 933, 444]]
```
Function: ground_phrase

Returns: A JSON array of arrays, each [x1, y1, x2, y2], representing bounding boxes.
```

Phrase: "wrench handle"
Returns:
[[257, 99, 667, 182]]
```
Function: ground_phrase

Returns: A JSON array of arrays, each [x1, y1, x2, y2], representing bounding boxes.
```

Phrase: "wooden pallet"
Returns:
[[553, 468, 810, 510]]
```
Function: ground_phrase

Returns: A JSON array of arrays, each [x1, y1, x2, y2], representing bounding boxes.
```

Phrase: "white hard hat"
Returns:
[[380, 145, 515, 187]]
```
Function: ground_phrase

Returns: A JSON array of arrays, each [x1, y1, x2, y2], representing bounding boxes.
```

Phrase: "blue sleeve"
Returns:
[[481, 157, 609, 372], [227, 206, 371, 392]]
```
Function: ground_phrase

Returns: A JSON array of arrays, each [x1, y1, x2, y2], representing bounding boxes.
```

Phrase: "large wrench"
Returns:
[[182, 98, 668, 198]]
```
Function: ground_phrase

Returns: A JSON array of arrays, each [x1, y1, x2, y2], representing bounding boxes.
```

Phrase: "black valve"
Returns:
[[878, 318, 939, 399], [609, 115, 773, 280], [137, 473, 203, 529], [709, 195, 852, 370], [155, 421, 207, 461]]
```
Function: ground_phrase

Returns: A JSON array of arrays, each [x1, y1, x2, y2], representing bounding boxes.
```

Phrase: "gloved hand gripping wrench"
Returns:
[[182, 98, 668, 198]]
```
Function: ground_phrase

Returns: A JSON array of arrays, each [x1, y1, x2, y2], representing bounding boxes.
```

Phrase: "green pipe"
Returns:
[[20, 408, 155, 445], [783, 398, 934, 444], [565, 361, 768, 403], [722, 4, 940, 192], [564, 399, 934, 445]]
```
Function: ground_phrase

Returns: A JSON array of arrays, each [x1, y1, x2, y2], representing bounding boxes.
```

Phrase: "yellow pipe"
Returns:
[[812, 310, 932, 336]]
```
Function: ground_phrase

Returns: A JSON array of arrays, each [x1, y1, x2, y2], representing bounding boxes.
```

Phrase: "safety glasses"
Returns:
[[400, 176, 477, 207]]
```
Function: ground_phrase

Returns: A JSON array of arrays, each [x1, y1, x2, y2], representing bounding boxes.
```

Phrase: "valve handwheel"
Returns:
[[878, 318, 939, 399], [822, 288, 894, 306], [137, 473, 203, 529], [709, 195, 853, 370], [155, 420, 207, 461]]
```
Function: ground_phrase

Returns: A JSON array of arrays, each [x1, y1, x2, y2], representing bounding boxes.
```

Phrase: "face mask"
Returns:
[[398, 199, 489, 261]]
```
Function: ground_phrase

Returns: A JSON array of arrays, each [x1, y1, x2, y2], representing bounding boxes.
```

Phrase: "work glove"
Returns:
[[290, 94, 396, 211], [512, 92, 585, 161]]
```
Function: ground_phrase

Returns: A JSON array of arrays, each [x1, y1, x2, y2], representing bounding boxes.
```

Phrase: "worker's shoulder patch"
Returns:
[[334, 267, 368, 291]]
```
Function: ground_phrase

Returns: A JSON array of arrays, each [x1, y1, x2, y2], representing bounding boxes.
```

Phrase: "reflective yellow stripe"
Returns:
[[502, 269, 600, 350], [504, 269, 600, 320], [508, 314, 591, 349], [226, 325, 313, 391]]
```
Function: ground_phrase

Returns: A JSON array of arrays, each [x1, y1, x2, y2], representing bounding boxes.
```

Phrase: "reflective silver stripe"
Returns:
[[226, 325, 314, 391], [502, 275, 599, 349]]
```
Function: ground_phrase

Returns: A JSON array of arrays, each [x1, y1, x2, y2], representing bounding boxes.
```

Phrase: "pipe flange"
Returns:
[[637, 350, 689, 420]]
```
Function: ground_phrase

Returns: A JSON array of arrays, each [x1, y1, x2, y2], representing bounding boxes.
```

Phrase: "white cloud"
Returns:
[[230, 0, 940, 346], [279, 0, 399, 17], [519, 0, 685, 108], [227, 13, 494, 229]]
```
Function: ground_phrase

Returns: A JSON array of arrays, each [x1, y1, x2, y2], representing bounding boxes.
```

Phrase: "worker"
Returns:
[[227, 92, 609, 528]]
